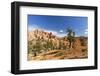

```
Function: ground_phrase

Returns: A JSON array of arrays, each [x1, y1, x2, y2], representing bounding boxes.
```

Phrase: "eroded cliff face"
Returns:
[[28, 29, 69, 50]]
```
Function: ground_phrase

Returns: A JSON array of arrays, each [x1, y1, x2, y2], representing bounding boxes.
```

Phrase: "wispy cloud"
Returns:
[[56, 33, 66, 37], [42, 29, 66, 37], [84, 29, 88, 35], [28, 24, 40, 31], [59, 30, 64, 33]]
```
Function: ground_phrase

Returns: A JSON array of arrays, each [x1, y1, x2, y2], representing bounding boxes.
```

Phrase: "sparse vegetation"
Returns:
[[80, 36, 87, 46], [28, 29, 88, 61], [66, 27, 75, 49], [81, 49, 87, 52]]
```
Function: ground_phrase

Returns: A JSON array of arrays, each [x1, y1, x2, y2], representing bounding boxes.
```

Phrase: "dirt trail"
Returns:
[[28, 49, 88, 61]]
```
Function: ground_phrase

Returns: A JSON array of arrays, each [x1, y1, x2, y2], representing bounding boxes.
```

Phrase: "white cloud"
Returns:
[[28, 24, 42, 31], [43, 30, 66, 37], [59, 30, 63, 33], [56, 33, 66, 37], [84, 29, 88, 35], [44, 30, 57, 35]]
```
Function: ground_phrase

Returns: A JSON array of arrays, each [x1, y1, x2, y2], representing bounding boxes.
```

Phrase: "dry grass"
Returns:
[[28, 36, 88, 61]]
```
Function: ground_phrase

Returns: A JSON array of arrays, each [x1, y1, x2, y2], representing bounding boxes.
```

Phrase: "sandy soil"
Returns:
[[28, 48, 88, 61]]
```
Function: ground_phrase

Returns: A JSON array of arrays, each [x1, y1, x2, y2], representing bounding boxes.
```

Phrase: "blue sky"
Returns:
[[28, 15, 88, 37]]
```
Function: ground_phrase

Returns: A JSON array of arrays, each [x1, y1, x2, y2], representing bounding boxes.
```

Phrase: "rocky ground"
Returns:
[[28, 48, 88, 61], [28, 29, 88, 61]]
